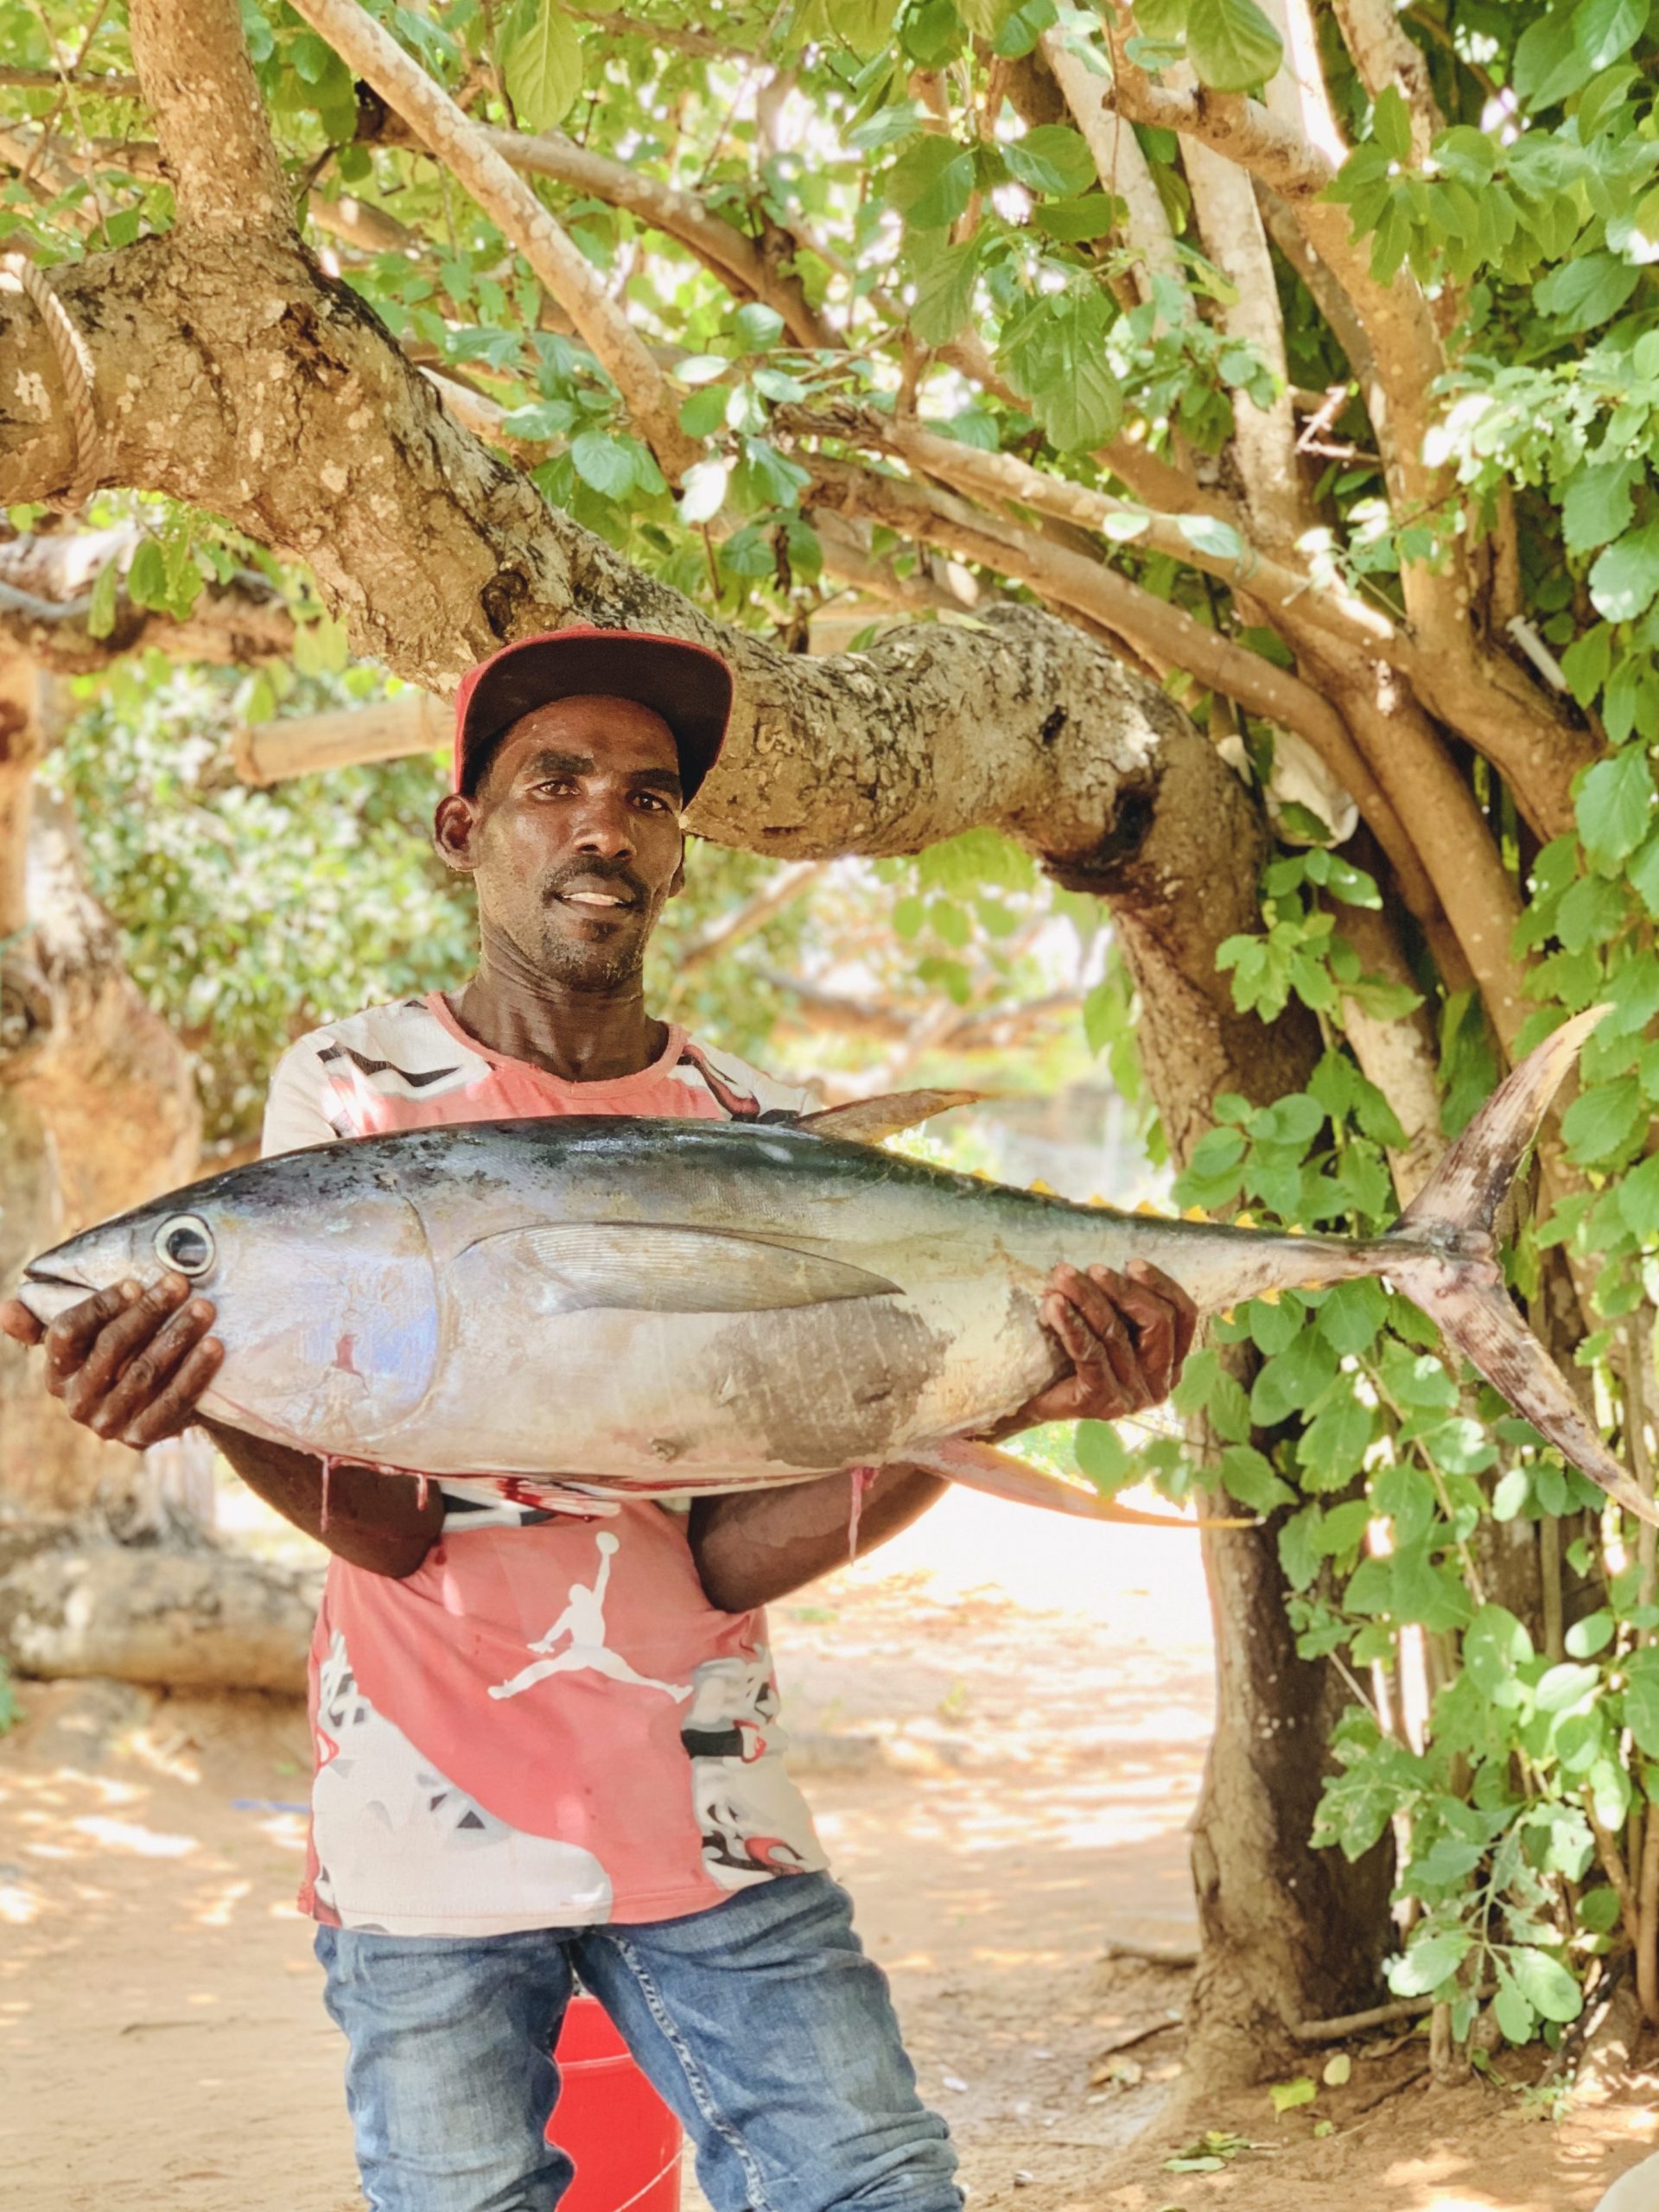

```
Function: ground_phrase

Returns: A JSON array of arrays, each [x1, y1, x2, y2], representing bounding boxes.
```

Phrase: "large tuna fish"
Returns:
[[15, 1006, 1655, 1526]]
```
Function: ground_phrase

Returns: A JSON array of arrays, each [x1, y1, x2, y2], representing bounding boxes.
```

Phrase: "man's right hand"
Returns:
[[0, 1274, 226, 1449]]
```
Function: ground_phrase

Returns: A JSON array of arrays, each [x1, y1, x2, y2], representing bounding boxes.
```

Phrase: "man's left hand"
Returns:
[[1014, 1260, 1198, 1427]]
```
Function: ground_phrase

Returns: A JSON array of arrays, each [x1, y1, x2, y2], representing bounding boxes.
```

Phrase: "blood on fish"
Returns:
[[847, 1465, 878, 1562], [333, 1333, 361, 1376]]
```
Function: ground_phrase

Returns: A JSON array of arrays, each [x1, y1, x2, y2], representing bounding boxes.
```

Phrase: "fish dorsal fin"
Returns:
[[468, 1222, 899, 1314], [795, 1089, 982, 1146]]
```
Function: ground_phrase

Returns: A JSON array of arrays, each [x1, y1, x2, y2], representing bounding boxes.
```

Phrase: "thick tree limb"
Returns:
[[283, 0, 699, 477], [0, 232, 1255, 880], [128, 0, 289, 236]]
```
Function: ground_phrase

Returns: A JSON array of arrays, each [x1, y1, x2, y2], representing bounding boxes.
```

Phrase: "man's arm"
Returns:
[[0, 1279, 441, 1579], [687, 1258, 1198, 1612]]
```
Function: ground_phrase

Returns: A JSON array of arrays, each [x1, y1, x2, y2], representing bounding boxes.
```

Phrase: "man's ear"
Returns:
[[433, 791, 482, 874]]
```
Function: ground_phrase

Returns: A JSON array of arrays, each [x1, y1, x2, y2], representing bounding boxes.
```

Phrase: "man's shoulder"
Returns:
[[272, 996, 487, 1096], [671, 1034, 815, 1121]]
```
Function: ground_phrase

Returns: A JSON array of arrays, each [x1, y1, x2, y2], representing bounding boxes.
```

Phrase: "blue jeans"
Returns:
[[316, 1872, 961, 2212]]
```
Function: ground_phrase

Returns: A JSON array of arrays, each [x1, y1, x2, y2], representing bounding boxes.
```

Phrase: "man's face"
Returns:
[[436, 694, 686, 992]]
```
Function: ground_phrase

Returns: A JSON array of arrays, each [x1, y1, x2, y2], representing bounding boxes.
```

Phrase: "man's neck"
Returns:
[[448, 969, 669, 1084]]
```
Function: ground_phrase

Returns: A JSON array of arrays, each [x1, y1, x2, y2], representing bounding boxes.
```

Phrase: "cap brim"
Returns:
[[457, 632, 731, 802]]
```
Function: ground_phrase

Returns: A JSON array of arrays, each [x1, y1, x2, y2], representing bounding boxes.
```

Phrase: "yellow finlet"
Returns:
[[1028, 1178, 1055, 1195], [1183, 1205, 1209, 1222], [1234, 1211, 1256, 1230]]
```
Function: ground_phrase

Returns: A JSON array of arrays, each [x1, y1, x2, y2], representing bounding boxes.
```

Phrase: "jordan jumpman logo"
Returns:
[[488, 1532, 692, 1702]]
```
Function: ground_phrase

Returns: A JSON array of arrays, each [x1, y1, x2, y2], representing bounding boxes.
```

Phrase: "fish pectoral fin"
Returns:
[[913, 1435, 1252, 1529], [467, 1222, 900, 1313], [795, 1089, 983, 1145]]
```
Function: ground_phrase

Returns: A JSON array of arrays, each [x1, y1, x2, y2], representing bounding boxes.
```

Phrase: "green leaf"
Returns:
[[1514, 6, 1598, 106], [731, 302, 785, 352], [1561, 1073, 1646, 1164], [1268, 2077, 1317, 2113], [1624, 1647, 1659, 1756], [1562, 461, 1640, 556], [1566, 1609, 1615, 1658], [127, 535, 168, 611], [501, 0, 583, 130], [1033, 192, 1117, 243], [886, 136, 976, 230], [85, 556, 119, 640], [825, 0, 902, 54], [1619, 1149, 1659, 1236], [1371, 85, 1413, 162], [1218, 1444, 1294, 1515], [1296, 1386, 1375, 1489], [1184, 0, 1283, 91], [1534, 251, 1641, 334], [1389, 1927, 1471, 1999], [569, 430, 637, 500], [1464, 1603, 1535, 1706], [998, 289, 1121, 452], [1574, 0, 1649, 70], [1507, 1946, 1583, 2024], [910, 238, 982, 346], [1003, 124, 1096, 198], [1578, 748, 1655, 870], [1076, 1419, 1132, 1490], [678, 385, 729, 439]]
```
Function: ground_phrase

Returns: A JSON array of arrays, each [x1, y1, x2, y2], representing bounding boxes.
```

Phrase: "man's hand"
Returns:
[[0, 1274, 225, 1448], [1013, 1259, 1198, 1428]]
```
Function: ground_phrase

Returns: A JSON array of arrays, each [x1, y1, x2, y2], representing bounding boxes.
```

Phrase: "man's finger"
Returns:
[[59, 1275, 194, 1421], [1089, 1265, 1178, 1400], [1127, 1259, 1199, 1368], [0, 1299, 44, 1348], [119, 1338, 226, 1450], [43, 1281, 142, 1379], [90, 1300, 219, 1439], [1057, 1266, 1155, 1408], [1048, 1271, 1149, 1414]]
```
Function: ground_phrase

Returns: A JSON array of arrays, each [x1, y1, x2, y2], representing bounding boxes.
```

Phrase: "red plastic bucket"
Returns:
[[548, 1993, 683, 2212]]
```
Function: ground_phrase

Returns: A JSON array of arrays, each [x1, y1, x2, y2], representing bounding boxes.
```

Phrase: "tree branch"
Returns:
[[0, 529, 295, 671], [1037, 31, 1183, 301], [1331, 0, 1443, 161], [129, 0, 289, 236], [285, 0, 699, 478], [474, 126, 832, 351]]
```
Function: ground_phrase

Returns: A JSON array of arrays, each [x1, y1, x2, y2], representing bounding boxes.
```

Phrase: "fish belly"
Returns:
[[366, 1271, 1053, 1486]]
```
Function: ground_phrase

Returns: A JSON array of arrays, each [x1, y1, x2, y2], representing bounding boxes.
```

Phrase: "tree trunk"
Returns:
[[1052, 740, 1395, 2074]]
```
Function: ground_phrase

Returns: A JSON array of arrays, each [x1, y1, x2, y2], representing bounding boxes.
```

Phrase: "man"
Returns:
[[2, 626, 1197, 2212]]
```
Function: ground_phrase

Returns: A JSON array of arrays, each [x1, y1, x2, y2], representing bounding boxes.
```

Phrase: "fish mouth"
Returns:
[[16, 1263, 94, 1324]]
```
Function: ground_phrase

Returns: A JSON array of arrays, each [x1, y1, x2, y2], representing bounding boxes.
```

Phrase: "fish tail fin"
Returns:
[[1390, 1001, 1610, 1256], [1381, 1003, 1658, 1526]]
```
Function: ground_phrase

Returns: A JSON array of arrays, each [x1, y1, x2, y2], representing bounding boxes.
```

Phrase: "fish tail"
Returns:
[[1380, 1003, 1659, 1527]]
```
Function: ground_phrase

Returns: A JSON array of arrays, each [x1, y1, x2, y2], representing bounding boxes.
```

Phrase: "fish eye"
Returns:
[[154, 1214, 216, 1279]]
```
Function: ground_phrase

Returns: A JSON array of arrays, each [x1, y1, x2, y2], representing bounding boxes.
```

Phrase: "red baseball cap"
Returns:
[[453, 626, 734, 802]]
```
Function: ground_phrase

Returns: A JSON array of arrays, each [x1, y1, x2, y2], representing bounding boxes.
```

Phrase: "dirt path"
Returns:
[[2, 1491, 1655, 2210]]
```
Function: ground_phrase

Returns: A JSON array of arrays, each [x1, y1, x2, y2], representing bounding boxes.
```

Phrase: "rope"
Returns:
[[0, 253, 107, 511]]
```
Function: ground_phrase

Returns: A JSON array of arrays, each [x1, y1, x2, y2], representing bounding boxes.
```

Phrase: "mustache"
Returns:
[[544, 858, 650, 906]]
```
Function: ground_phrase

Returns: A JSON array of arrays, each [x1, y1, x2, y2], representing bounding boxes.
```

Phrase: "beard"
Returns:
[[527, 895, 658, 993]]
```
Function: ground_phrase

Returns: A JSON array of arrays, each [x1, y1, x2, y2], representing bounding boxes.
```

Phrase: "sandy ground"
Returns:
[[2, 1490, 1656, 2212]]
